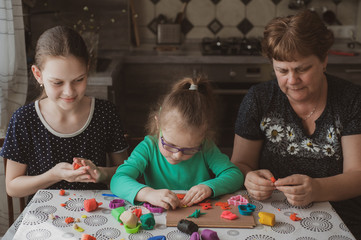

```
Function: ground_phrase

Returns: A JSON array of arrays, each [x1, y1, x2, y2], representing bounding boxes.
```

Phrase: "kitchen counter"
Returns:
[[120, 42, 361, 65]]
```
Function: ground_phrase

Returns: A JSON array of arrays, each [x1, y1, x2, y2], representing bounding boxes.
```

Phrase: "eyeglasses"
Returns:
[[160, 136, 202, 155]]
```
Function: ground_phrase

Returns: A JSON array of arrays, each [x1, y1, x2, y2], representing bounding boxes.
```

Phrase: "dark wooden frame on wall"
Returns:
[[0, 138, 26, 227]]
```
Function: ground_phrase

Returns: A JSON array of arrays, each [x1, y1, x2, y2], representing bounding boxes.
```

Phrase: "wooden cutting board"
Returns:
[[166, 193, 256, 228]]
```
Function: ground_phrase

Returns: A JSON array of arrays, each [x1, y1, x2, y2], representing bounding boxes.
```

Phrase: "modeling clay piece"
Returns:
[[73, 224, 84, 232], [177, 219, 199, 235], [227, 195, 249, 206], [238, 203, 256, 216], [258, 211, 275, 226], [190, 232, 200, 240], [143, 202, 165, 213], [49, 214, 55, 220], [65, 217, 74, 224], [84, 198, 103, 212], [132, 208, 142, 218], [140, 213, 155, 230], [111, 206, 125, 222], [119, 211, 138, 229], [60, 203, 66, 207], [147, 236, 166, 240], [109, 199, 125, 209], [81, 234, 96, 240], [290, 213, 302, 221], [201, 229, 220, 240], [215, 202, 231, 210], [73, 162, 82, 170], [198, 203, 212, 210], [124, 222, 141, 234], [59, 189, 65, 196], [187, 209, 206, 218], [270, 177, 276, 183], [177, 194, 186, 200], [220, 211, 238, 220]]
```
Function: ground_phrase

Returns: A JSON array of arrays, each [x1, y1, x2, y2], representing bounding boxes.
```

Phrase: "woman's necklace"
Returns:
[[303, 105, 317, 121]]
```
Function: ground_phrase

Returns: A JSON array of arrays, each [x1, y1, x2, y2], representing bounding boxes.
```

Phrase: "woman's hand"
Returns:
[[73, 157, 106, 183], [275, 174, 315, 206], [138, 187, 180, 210], [50, 162, 93, 183], [181, 184, 212, 207], [245, 169, 276, 201]]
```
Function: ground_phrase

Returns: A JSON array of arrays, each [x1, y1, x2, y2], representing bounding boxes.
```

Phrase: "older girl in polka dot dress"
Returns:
[[0, 26, 128, 199]]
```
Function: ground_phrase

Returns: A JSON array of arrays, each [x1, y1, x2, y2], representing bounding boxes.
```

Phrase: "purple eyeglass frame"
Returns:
[[160, 136, 201, 155]]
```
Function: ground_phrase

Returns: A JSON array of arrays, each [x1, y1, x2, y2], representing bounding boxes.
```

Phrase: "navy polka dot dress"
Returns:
[[0, 98, 128, 190]]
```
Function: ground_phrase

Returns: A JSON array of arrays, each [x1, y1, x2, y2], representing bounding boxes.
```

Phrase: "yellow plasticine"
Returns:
[[73, 224, 84, 232], [258, 211, 275, 226], [81, 215, 87, 218]]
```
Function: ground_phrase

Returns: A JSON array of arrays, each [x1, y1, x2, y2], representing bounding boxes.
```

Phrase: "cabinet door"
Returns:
[[327, 64, 361, 86], [121, 63, 201, 137]]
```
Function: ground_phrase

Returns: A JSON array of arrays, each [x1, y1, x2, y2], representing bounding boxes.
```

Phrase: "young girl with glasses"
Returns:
[[110, 76, 244, 209]]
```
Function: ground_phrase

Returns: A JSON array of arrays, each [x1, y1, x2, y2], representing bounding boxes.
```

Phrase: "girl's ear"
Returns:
[[31, 65, 42, 84]]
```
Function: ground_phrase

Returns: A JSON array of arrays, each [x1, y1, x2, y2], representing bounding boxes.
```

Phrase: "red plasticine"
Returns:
[[84, 198, 103, 212], [73, 162, 82, 170], [220, 210, 238, 220], [65, 217, 74, 224], [59, 189, 65, 196], [132, 208, 142, 218], [290, 213, 302, 221], [60, 203, 66, 207], [270, 177, 276, 183], [177, 194, 185, 200], [81, 234, 96, 240]]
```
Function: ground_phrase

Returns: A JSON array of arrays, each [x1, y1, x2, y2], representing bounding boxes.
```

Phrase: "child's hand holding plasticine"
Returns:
[[72, 157, 107, 183]]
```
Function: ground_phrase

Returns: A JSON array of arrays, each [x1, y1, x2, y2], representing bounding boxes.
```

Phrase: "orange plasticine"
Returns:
[[290, 213, 302, 221], [65, 217, 74, 224], [270, 177, 276, 183]]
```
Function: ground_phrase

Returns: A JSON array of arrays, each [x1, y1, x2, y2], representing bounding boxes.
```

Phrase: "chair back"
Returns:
[[1, 138, 26, 227]]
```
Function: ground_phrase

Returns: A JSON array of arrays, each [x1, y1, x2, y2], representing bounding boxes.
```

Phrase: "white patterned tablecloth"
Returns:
[[12, 189, 355, 240]]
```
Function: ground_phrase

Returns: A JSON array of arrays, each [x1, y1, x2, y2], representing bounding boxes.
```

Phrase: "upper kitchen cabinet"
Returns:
[[22, 0, 130, 54]]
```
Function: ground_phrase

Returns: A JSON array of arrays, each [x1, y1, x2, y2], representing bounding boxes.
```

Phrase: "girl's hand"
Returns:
[[181, 184, 212, 207], [245, 169, 276, 201], [140, 188, 180, 210], [275, 174, 315, 206], [51, 162, 93, 183], [73, 157, 106, 183]]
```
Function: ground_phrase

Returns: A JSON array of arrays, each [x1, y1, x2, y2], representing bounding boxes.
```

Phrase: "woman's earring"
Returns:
[[40, 84, 43, 88]]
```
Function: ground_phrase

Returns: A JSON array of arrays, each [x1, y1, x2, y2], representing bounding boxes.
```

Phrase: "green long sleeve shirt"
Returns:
[[110, 135, 244, 204]]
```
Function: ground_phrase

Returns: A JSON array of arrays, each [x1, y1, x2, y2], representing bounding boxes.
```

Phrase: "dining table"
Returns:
[[11, 189, 355, 240]]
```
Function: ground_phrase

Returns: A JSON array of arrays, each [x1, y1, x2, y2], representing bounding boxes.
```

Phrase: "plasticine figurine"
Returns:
[[119, 211, 138, 229], [140, 213, 155, 230], [84, 198, 103, 212], [109, 199, 125, 209], [177, 219, 199, 235], [201, 229, 220, 240]]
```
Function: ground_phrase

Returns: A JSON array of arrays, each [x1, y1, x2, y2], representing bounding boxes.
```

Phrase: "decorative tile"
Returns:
[[187, 0, 215, 26], [241, 0, 252, 5], [237, 18, 253, 35], [150, 0, 160, 4], [207, 18, 223, 34], [271, 0, 281, 5], [147, 18, 158, 35], [181, 18, 194, 35], [217, 0, 245, 26], [210, 0, 221, 4]]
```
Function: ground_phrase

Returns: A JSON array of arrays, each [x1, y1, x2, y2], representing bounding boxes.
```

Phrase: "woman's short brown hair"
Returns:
[[262, 9, 334, 62]]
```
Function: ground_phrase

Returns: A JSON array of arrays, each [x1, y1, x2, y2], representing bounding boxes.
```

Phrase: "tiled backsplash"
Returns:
[[134, 0, 359, 42]]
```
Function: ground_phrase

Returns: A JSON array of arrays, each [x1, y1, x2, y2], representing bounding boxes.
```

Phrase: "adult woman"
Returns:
[[231, 10, 361, 238]]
